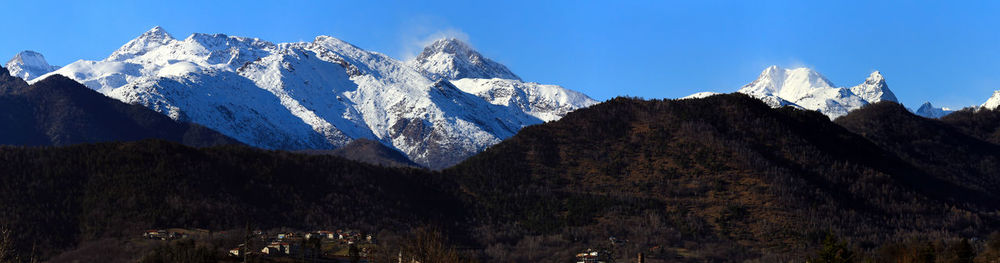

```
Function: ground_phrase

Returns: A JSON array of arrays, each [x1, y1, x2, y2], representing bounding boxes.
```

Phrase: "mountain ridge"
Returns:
[[33, 26, 597, 168]]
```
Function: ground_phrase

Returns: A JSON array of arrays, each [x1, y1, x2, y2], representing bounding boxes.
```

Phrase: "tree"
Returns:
[[913, 241, 936, 263], [951, 239, 973, 263], [349, 243, 361, 263], [0, 224, 15, 263], [808, 233, 854, 263]]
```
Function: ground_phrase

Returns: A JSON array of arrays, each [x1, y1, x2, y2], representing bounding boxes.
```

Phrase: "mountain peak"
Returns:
[[914, 101, 951, 118], [108, 26, 176, 61], [427, 38, 472, 53], [145, 26, 171, 38], [762, 64, 781, 73], [136, 26, 174, 44], [411, 38, 520, 81], [850, 70, 897, 103], [981, 90, 1000, 110], [742, 66, 835, 98], [737, 66, 890, 119], [868, 70, 885, 82], [4, 50, 59, 81]]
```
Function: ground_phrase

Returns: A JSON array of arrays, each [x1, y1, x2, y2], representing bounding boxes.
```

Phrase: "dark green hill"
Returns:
[[3, 93, 1000, 262], [940, 107, 1000, 144], [0, 140, 460, 260], [298, 138, 421, 168], [446, 94, 1000, 261], [836, 101, 1000, 205]]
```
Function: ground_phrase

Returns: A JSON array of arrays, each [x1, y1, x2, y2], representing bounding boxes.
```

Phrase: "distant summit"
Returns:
[[410, 38, 521, 81], [4, 50, 60, 81], [686, 65, 898, 119], [914, 102, 954, 118], [850, 71, 897, 103]]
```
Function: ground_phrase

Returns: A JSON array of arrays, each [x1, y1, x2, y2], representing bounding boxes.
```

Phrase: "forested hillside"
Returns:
[[447, 94, 1000, 262], [0, 141, 461, 260], [2, 94, 999, 262]]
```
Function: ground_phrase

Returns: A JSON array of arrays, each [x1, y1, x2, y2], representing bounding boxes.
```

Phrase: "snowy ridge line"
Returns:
[[26, 26, 597, 169]]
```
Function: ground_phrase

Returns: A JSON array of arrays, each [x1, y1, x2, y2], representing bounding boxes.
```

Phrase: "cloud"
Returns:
[[397, 16, 471, 60]]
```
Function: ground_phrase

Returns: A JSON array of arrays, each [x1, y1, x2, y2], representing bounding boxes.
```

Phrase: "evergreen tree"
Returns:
[[951, 239, 973, 263], [809, 233, 854, 263]]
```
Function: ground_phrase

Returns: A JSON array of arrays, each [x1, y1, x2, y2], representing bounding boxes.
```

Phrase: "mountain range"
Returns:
[[17, 27, 595, 169], [8, 29, 1000, 168], [684, 65, 1000, 120]]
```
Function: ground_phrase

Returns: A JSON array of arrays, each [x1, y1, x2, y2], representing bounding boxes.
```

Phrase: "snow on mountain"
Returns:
[[736, 66, 878, 119], [409, 38, 520, 81], [680, 91, 722, 100], [683, 66, 898, 119], [981, 90, 1000, 110], [5, 51, 60, 81], [37, 27, 595, 168], [849, 71, 897, 103], [449, 78, 597, 122], [914, 102, 954, 118]]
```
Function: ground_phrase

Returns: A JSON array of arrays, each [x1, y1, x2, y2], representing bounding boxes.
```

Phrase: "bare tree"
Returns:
[[0, 224, 16, 263]]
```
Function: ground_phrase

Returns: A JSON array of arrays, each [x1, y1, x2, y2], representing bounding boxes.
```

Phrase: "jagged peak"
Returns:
[[914, 101, 955, 118], [142, 26, 174, 40], [422, 38, 473, 54], [865, 70, 886, 85], [916, 101, 937, 113], [414, 38, 481, 66], [850, 69, 897, 103], [108, 26, 177, 61], [411, 37, 520, 81]]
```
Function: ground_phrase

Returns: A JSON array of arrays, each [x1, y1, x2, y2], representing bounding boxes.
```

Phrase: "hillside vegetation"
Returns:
[[1, 94, 999, 262]]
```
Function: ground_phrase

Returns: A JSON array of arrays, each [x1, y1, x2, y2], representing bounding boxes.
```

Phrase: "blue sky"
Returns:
[[3, 0, 999, 109]]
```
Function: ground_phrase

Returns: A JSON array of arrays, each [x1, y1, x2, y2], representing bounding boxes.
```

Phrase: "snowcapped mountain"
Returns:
[[410, 38, 520, 81], [5, 51, 60, 81], [849, 71, 897, 103], [37, 27, 596, 168], [981, 91, 1000, 110], [687, 66, 898, 119], [914, 102, 955, 118]]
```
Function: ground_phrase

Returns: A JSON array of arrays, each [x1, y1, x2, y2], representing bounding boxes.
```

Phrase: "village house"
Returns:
[[261, 241, 298, 255], [576, 248, 611, 263]]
